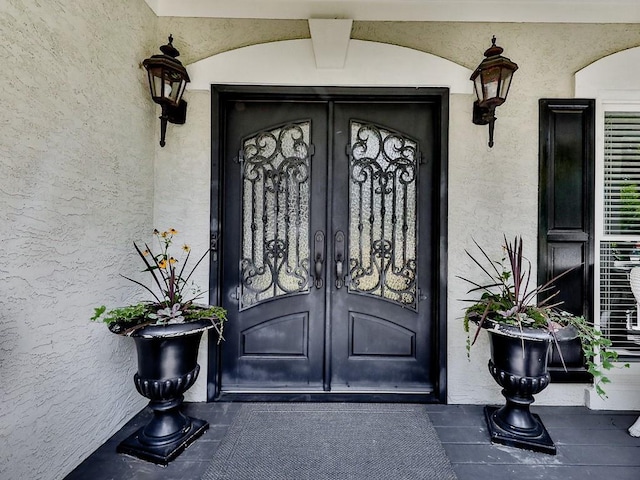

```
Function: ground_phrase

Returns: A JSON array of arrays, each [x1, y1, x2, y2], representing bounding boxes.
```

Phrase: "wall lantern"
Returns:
[[470, 36, 518, 148], [142, 35, 190, 147]]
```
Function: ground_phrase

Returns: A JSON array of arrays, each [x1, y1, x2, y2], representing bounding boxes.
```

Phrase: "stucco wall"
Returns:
[[155, 20, 640, 408], [0, 1, 156, 478]]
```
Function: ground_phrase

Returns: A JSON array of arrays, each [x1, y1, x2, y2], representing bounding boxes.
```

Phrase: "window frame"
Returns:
[[596, 96, 640, 358]]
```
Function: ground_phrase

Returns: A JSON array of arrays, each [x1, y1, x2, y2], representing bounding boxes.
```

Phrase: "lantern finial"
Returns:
[[484, 36, 504, 57], [160, 35, 180, 58]]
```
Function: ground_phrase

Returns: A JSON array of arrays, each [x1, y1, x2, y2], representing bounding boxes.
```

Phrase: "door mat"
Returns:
[[201, 403, 457, 480]]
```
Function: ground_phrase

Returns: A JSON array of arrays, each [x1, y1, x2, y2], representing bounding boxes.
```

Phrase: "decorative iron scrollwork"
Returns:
[[239, 121, 312, 310], [348, 120, 419, 309]]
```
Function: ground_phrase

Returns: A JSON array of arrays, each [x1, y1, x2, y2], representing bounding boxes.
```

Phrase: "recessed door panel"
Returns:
[[242, 313, 309, 356], [350, 313, 415, 357]]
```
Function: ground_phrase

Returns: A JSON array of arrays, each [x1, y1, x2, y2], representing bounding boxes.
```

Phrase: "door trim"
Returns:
[[208, 85, 449, 403]]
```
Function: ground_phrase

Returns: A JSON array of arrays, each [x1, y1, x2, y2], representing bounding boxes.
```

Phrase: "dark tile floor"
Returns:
[[66, 403, 640, 480]]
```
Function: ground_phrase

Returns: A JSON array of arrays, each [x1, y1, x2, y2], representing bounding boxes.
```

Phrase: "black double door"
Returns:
[[215, 88, 444, 399]]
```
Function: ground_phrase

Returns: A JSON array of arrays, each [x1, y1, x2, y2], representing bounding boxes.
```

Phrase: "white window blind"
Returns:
[[600, 112, 640, 356], [604, 112, 640, 235]]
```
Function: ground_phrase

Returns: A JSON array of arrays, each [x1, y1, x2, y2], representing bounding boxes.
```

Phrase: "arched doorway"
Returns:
[[186, 25, 472, 402]]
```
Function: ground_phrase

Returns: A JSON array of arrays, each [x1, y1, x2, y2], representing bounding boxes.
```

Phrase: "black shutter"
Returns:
[[539, 99, 595, 382]]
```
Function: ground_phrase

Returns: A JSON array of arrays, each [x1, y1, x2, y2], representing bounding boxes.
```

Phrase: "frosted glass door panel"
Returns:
[[348, 120, 419, 309], [240, 121, 311, 310]]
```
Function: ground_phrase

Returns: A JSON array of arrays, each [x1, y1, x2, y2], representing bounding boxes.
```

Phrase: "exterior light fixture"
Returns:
[[142, 35, 190, 147], [470, 36, 518, 148]]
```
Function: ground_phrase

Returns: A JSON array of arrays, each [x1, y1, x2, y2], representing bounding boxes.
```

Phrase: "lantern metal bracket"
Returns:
[[473, 101, 497, 148], [159, 100, 187, 148]]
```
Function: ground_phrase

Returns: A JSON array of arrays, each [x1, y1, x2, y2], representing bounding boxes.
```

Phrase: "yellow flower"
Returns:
[[182, 244, 191, 252], [158, 259, 167, 269], [169, 257, 177, 265], [161, 231, 168, 238], [169, 228, 178, 235], [153, 229, 159, 235]]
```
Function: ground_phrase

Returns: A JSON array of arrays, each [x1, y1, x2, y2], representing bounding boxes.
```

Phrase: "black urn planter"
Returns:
[[111, 319, 216, 465], [484, 321, 563, 455]]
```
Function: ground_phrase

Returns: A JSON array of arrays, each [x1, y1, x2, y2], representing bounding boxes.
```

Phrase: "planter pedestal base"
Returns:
[[484, 406, 556, 455], [484, 327, 558, 456], [117, 416, 209, 466], [112, 321, 217, 465]]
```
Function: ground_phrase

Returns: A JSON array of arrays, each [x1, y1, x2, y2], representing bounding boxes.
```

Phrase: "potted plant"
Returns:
[[461, 235, 623, 454], [92, 228, 227, 465]]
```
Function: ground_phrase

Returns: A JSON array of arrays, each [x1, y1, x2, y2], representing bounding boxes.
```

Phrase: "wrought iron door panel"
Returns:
[[220, 101, 327, 391], [329, 102, 435, 392]]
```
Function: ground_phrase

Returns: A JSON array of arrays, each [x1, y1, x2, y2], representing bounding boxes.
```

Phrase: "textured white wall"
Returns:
[[157, 20, 640, 409], [0, 1, 157, 479]]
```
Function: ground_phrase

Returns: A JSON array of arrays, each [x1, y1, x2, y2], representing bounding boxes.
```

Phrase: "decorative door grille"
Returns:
[[348, 120, 419, 309], [239, 121, 312, 310]]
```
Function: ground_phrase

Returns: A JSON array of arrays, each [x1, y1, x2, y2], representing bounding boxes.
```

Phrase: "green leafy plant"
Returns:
[[620, 182, 640, 232], [460, 235, 627, 398], [92, 228, 226, 339]]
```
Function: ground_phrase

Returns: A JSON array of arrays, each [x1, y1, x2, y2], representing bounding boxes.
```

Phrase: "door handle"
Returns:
[[334, 231, 346, 289], [314, 231, 325, 289]]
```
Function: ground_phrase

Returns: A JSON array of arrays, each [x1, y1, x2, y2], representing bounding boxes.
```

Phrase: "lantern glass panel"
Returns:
[[150, 74, 163, 99], [176, 80, 187, 104], [164, 78, 179, 104], [145, 67, 161, 97], [473, 76, 484, 103], [481, 66, 501, 105], [498, 69, 513, 101]]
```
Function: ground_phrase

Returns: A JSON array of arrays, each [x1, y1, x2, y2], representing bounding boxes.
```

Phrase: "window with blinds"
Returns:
[[600, 111, 640, 357]]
